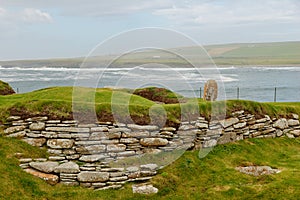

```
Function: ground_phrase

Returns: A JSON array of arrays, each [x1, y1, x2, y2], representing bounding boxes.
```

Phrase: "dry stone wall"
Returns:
[[3, 111, 300, 190]]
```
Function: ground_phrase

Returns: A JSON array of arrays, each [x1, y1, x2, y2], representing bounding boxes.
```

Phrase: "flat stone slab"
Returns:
[[54, 161, 80, 173], [29, 161, 59, 173], [47, 139, 74, 149], [140, 138, 168, 147], [235, 165, 281, 176], [77, 172, 109, 182], [24, 168, 59, 185]]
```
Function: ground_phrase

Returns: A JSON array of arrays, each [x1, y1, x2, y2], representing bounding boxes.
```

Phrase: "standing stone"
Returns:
[[203, 79, 218, 101]]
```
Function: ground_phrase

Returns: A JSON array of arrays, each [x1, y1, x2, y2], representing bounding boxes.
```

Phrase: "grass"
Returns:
[[0, 135, 300, 199], [0, 87, 300, 125]]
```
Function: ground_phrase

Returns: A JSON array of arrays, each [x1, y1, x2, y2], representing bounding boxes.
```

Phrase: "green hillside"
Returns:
[[1, 41, 300, 67]]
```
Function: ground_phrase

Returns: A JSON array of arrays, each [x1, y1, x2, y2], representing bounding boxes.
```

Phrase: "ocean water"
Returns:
[[0, 65, 299, 102]]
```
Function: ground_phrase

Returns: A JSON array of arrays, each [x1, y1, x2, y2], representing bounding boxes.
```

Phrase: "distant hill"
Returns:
[[1, 41, 300, 67]]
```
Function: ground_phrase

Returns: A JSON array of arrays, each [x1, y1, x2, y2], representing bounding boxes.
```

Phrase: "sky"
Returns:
[[0, 0, 300, 60]]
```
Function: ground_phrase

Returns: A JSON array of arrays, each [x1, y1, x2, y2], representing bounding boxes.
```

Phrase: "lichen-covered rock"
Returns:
[[79, 155, 107, 162], [54, 161, 80, 173], [221, 118, 239, 128], [29, 161, 59, 173], [29, 122, 45, 131], [23, 138, 46, 147], [140, 138, 168, 147], [4, 126, 26, 134], [273, 118, 288, 130], [132, 184, 158, 194], [47, 139, 74, 149], [287, 119, 299, 127], [77, 172, 109, 182]]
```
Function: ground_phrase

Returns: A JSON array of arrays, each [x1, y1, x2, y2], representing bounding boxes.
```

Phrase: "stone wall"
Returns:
[[3, 111, 300, 190]]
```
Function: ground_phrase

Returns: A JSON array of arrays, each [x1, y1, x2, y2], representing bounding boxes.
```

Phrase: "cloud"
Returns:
[[21, 8, 53, 23], [153, 0, 300, 26]]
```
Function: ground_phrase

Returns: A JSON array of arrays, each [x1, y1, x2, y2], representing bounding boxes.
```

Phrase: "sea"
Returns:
[[0, 65, 299, 102]]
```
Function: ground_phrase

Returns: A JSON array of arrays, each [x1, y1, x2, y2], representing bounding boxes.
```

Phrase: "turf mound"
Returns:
[[0, 80, 15, 95]]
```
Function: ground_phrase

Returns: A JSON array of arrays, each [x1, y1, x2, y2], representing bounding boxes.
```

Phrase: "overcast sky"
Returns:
[[1, 0, 300, 60]]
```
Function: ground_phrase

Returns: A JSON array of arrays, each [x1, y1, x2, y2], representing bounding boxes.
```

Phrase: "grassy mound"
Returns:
[[0, 80, 15, 95], [0, 135, 299, 199], [133, 87, 185, 104], [0, 86, 300, 126]]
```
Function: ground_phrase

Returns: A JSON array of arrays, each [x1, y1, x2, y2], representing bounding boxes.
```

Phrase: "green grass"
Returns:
[[1, 87, 300, 125], [1, 135, 300, 199]]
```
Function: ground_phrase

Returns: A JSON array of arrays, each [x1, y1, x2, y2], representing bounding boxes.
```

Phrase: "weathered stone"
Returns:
[[290, 130, 300, 137], [250, 123, 265, 130], [178, 124, 195, 131], [46, 127, 89, 133], [273, 118, 288, 130], [221, 118, 239, 128], [24, 168, 59, 185], [26, 116, 48, 122], [48, 156, 65, 161], [276, 130, 283, 137], [89, 132, 106, 140], [19, 158, 33, 163], [120, 138, 139, 144], [79, 155, 107, 162], [109, 128, 131, 133], [195, 122, 208, 129], [233, 122, 247, 129], [90, 127, 109, 132], [291, 113, 299, 120], [77, 172, 109, 183], [23, 138, 46, 147], [122, 131, 149, 138], [6, 131, 26, 138], [47, 120, 61, 124], [110, 176, 128, 182], [288, 119, 299, 127], [29, 161, 59, 173], [217, 132, 236, 144], [126, 166, 139, 173], [286, 133, 295, 138], [107, 144, 126, 152], [140, 164, 158, 171], [117, 151, 135, 157], [76, 145, 106, 154], [106, 132, 122, 139], [47, 139, 74, 149], [232, 110, 244, 117], [160, 127, 176, 132], [29, 122, 45, 131], [262, 128, 276, 135], [132, 184, 158, 195], [4, 126, 26, 134], [256, 118, 268, 123], [203, 139, 217, 148], [127, 124, 158, 131], [7, 116, 21, 121], [140, 138, 168, 147], [54, 161, 80, 173], [235, 166, 280, 176]]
